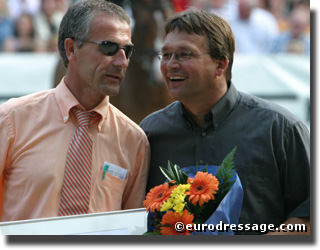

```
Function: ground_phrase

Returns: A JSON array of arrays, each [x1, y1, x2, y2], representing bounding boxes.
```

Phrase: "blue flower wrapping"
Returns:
[[183, 165, 243, 235]]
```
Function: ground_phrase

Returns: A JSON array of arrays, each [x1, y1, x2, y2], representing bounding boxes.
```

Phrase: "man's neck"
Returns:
[[182, 103, 211, 128], [181, 81, 228, 128], [64, 75, 105, 111]]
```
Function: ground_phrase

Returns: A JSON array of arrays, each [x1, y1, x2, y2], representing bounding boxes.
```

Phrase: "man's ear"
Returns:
[[216, 57, 229, 77], [65, 38, 77, 62]]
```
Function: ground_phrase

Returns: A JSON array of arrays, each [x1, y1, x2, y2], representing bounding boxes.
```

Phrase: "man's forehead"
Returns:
[[161, 31, 206, 50]]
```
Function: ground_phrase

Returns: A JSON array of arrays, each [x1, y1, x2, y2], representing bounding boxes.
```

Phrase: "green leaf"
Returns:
[[167, 161, 176, 177], [159, 161, 189, 184], [172, 164, 181, 183], [159, 165, 174, 182], [202, 165, 208, 173], [181, 170, 189, 184], [215, 147, 237, 202]]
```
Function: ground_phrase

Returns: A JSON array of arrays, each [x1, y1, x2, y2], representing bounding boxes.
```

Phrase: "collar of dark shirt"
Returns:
[[180, 81, 238, 131]]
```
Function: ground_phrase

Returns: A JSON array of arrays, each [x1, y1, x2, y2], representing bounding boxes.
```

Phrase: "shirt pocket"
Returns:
[[90, 168, 127, 212], [98, 167, 127, 193]]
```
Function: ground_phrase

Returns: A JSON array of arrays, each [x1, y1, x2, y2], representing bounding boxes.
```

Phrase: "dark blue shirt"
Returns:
[[140, 82, 310, 234]]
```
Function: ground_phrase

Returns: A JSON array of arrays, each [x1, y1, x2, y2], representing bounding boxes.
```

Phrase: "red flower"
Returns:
[[186, 172, 219, 206], [143, 182, 176, 212], [160, 210, 194, 235]]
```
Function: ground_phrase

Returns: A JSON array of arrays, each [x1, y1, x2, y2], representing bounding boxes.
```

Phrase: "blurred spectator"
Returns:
[[3, 13, 46, 52], [267, 3, 310, 55], [286, 0, 309, 12], [34, 0, 64, 52], [259, 0, 288, 30], [57, 0, 72, 13], [208, 0, 237, 22], [229, 0, 279, 53], [171, 0, 189, 12], [7, 0, 40, 20], [188, 0, 208, 10], [288, 0, 310, 33], [0, 0, 14, 51]]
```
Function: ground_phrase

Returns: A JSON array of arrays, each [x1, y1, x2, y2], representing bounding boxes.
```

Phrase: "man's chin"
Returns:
[[168, 89, 184, 101], [106, 90, 120, 97], [99, 86, 120, 97]]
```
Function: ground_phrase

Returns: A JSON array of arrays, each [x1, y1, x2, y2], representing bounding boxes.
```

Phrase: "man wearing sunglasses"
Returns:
[[0, 0, 150, 222], [140, 9, 310, 235]]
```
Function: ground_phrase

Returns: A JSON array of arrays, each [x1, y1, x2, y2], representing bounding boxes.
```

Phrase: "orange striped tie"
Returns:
[[59, 108, 93, 216]]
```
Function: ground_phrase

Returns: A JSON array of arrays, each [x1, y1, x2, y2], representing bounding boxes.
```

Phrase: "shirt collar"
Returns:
[[180, 81, 238, 130], [55, 77, 109, 132], [210, 81, 238, 129]]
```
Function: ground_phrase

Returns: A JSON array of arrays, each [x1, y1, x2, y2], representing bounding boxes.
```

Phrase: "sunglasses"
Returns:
[[79, 40, 135, 59]]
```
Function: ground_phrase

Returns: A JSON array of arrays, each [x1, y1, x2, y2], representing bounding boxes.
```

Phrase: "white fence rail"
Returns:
[[0, 53, 310, 127]]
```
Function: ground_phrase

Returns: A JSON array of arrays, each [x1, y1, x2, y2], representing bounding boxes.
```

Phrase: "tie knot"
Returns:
[[73, 108, 92, 127]]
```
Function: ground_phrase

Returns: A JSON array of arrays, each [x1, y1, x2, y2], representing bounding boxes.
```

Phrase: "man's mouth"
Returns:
[[106, 74, 121, 80], [169, 76, 186, 82]]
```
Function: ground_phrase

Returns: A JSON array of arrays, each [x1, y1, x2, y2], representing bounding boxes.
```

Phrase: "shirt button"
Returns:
[[201, 132, 207, 137], [214, 124, 218, 130], [63, 116, 68, 122]]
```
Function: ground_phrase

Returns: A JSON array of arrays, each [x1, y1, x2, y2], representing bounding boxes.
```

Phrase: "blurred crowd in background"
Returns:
[[0, 0, 310, 55], [0, 0, 311, 124]]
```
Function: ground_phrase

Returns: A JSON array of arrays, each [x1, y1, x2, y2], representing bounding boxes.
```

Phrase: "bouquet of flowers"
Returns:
[[143, 147, 243, 235]]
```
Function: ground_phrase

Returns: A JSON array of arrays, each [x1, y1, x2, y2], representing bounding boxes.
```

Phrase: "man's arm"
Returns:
[[122, 138, 150, 210], [270, 122, 310, 235], [0, 108, 13, 219]]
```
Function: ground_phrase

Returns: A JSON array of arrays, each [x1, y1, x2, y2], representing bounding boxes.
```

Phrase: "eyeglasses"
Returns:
[[79, 40, 135, 59], [157, 49, 211, 62]]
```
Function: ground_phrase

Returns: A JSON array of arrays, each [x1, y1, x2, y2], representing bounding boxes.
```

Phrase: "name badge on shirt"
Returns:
[[102, 162, 127, 181]]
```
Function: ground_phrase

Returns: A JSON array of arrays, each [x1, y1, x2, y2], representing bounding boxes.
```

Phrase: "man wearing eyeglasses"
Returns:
[[0, 0, 150, 222], [140, 9, 310, 235]]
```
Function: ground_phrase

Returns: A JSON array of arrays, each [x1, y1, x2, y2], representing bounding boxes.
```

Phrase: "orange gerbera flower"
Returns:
[[143, 182, 176, 212], [186, 172, 219, 206], [160, 209, 194, 235]]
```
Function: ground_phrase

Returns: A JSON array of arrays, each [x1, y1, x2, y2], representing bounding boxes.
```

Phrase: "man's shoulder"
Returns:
[[237, 91, 302, 125], [0, 89, 55, 116], [140, 101, 179, 127], [108, 103, 149, 141]]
